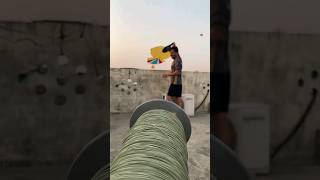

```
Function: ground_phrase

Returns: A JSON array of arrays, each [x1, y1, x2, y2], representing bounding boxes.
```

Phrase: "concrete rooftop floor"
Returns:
[[110, 113, 211, 180], [1, 113, 320, 179]]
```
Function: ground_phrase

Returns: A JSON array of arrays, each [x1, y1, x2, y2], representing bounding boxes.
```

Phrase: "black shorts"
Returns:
[[213, 72, 230, 113], [167, 84, 182, 97]]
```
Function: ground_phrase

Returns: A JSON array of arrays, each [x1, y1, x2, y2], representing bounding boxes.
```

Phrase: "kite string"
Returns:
[[110, 109, 189, 180]]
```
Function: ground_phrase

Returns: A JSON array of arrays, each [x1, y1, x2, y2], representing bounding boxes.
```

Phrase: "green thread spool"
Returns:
[[70, 100, 250, 180], [110, 100, 192, 180]]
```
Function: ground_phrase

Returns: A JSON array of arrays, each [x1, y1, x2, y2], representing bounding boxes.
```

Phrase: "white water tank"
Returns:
[[182, 94, 194, 116], [229, 103, 270, 174]]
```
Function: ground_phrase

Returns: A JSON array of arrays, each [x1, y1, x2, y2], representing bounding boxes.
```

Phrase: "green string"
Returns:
[[110, 109, 189, 180]]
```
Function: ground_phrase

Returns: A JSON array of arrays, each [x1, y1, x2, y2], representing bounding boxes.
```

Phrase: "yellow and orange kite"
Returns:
[[147, 46, 171, 68]]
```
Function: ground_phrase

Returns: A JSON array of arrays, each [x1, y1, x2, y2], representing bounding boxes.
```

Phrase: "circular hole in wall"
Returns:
[[75, 84, 86, 94], [298, 78, 304, 87], [35, 84, 47, 95], [18, 73, 27, 82], [311, 70, 318, 80], [55, 95, 67, 105], [312, 88, 318, 95], [56, 77, 67, 86]]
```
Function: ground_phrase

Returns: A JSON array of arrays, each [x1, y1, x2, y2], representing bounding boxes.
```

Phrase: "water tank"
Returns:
[[229, 103, 270, 174], [182, 94, 195, 116]]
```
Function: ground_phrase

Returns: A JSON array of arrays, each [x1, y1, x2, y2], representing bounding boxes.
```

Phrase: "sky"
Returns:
[[111, 0, 210, 72]]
